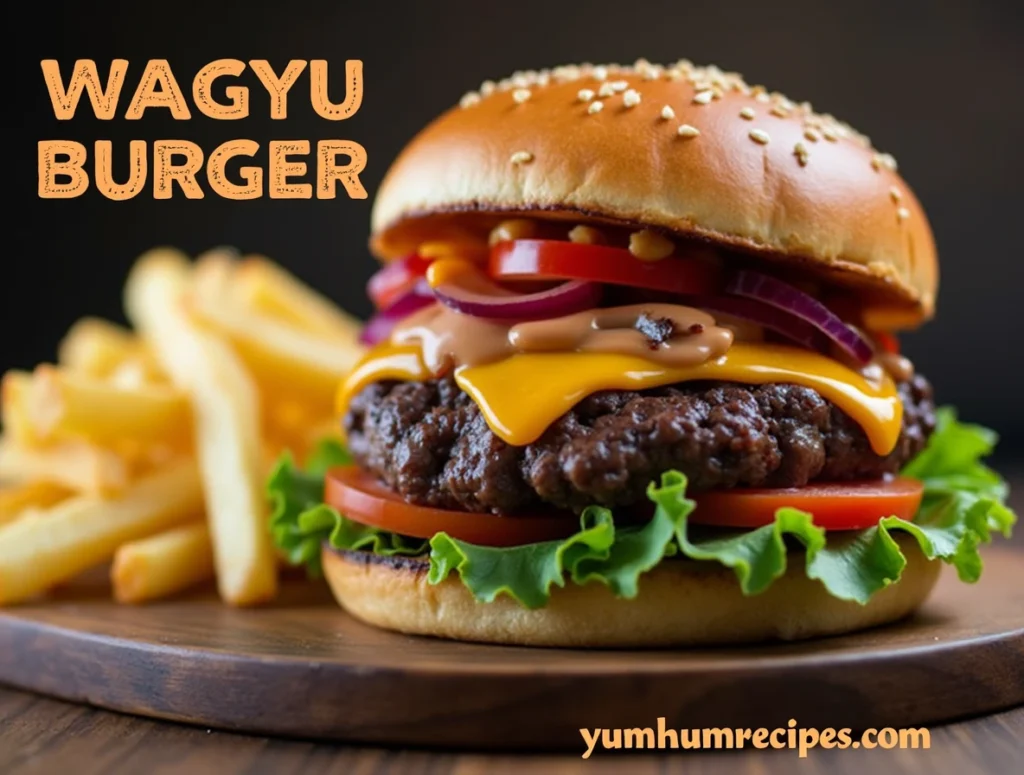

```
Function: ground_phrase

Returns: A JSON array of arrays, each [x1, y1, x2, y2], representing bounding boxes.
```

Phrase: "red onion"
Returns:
[[359, 280, 435, 345], [689, 295, 828, 350], [725, 271, 874, 363], [366, 253, 432, 309], [432, 273, 602, 321]]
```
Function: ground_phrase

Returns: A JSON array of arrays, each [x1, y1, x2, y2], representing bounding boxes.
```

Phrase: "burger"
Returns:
[[269, 59, 1015, 647]]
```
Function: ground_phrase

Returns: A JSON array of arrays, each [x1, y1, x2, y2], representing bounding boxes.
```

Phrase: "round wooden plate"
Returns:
[[0, 550, 1021, 750]]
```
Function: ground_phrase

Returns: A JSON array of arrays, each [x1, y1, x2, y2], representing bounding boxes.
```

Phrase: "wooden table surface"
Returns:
[[1, 477, 1021, 773]]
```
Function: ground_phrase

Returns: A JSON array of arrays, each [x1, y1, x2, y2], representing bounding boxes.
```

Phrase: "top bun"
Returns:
[[370, 60, 937, 323]]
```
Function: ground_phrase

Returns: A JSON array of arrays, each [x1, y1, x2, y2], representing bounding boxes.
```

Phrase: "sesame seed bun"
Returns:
[[370, 60, 937, 323], [321, 534, 941, 647]]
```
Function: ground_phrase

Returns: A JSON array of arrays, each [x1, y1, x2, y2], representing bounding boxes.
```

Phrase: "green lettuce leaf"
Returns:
[[267, 407, 1016, 608], [429, 493, 685, 608], [267, 438, 426, 576]]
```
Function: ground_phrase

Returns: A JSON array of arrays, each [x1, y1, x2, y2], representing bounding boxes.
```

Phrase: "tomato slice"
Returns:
[[367, 253, 433, 310], [324, 466, 583, 546], [873, 331, 900, 355], [689, 478, 923, 530], [490, 239, 723, 296]]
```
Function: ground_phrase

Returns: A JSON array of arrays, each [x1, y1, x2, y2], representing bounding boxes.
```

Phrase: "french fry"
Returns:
[[191, 253, 365, 415], [0, 436, 131, 494], [57, 317, 165, 381], [191, 298, 364, 418], [124, 248, 277, 605], [0, 481, 74, 526], [235, 255, 365, 340], [0, 457, 202, 604], [1, 371, 35, 445], [24, 365, 191, 446], [111, 522, 214, 603]]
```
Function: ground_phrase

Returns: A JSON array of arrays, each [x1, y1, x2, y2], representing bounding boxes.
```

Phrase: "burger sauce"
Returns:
[[392, 303, 735, 374]]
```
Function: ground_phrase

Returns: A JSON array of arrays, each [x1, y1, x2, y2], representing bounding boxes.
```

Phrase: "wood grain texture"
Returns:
[[0, 549, 1020, 749], [0, 686, 1020, 774]]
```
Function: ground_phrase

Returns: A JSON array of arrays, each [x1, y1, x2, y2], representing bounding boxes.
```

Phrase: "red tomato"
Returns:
[[367, 253, 433, 310], [689, 478, 923, 530], [324, 467, 583, 546], [873, 331, 901, 355], [490, 239, 723, 296]]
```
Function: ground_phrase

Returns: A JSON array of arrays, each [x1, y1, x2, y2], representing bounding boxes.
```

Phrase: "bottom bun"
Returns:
[[321, 534, 941, 647]]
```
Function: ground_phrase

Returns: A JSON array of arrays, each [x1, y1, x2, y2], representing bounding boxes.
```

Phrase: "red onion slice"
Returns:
[[688, 295, 828, 350], [433, 274, 602, 321], [725, 271, 874, 363], [359, 280, 435, 345], [366, 253, 433, 309]]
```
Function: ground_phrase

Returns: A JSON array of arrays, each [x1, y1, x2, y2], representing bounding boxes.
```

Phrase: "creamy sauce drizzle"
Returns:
[[393, 303, 735, 373], [877, 351, 915, 382], [392, 302, 914, 386]]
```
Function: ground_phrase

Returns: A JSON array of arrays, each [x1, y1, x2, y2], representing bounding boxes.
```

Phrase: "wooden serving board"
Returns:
[[0, 550, 1021, 750]]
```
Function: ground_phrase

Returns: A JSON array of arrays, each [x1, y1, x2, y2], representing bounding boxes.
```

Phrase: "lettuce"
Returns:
[[267, 438, 426, 575], [267, 407, 1016, 608]]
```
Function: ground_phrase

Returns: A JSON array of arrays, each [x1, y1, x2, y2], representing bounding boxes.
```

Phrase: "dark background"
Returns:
[[6, 0, 1024, 453]]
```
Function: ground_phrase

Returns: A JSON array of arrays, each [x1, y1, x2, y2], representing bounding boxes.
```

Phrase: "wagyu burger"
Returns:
[[270, 59, 1015, 647]]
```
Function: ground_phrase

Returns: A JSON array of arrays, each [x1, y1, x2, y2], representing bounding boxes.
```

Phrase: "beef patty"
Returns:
[[344, 374, 936, 515]]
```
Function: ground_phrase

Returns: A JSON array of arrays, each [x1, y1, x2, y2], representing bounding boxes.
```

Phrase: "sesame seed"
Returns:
[[623, 89, 641, 107], [577, 88, 595, 102], [793, 141, 809, 166], [598, 82, 616, 97], [459, 91, 481, 108], [510, 150, 534, 165], [896, 207, 910, 221], [677, 124, 700, 138], [660, 105, 676, 120], [588, 101, 604, 114], [871, 152, 898, 172], [749, 128, 771, 145], [464, 61, 878, 156], [740, 107, 756, 120], [889, 187, 902, 203]]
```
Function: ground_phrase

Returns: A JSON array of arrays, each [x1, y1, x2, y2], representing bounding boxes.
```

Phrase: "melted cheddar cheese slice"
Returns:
[[337, 343, 903, 456]]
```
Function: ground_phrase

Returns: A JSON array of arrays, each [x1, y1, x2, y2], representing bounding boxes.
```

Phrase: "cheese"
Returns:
[[337, 343, 903, 456]]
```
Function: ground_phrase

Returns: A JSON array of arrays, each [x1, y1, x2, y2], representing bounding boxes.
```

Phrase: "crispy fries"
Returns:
[[1, 371, 36, 445], [0, 458, 202, 604], [190, 285, 364, 417], [24, 365, 191, 445], [235, 255, 364, 340], [125, 249, 278, 606], [0, 481, 74, 526], [112, 522, 214, 603], [57, 317, 165, 381], [0, 436, 132, 494], [0, 244, 365, 606]]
